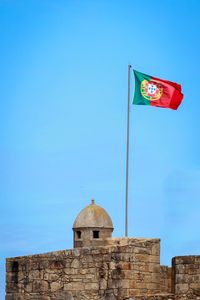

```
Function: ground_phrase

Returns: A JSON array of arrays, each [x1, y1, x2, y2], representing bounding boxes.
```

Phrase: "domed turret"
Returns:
[[73, 199, 114, 248]]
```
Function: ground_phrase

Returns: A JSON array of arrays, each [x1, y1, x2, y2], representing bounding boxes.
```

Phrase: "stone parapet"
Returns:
[[6, 238, 160, 300], [160, 266, 172, 294], [5, 293, 175, 300], [6, 239, 200, 300], [172, 255, 200, 299]]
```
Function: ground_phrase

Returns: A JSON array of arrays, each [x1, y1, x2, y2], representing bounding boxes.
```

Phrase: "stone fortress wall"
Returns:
[[172, 256, 200, 299], [6, 200, 200, 300], [6, 238, 160, 299], [6, 238, 200, 300]]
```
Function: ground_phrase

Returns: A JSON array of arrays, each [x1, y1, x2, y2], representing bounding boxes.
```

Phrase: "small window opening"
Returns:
[[93, 231, 99, 239], [76, 231, 81, 239]]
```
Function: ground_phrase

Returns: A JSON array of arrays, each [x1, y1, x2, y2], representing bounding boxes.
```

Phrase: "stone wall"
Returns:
[[160, 266, 172, 294], [172, 256, 200, 300], [6, 238, 161, 300]]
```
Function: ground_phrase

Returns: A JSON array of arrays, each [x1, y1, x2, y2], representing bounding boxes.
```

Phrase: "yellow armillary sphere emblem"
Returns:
[[140, 79, 163, 101]]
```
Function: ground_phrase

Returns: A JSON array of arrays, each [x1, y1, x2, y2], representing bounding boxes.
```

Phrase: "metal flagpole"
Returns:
[[125, 64, 131, 237]]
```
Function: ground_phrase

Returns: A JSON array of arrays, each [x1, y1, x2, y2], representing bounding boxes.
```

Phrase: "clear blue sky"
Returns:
[[1, 0, 200, 297]]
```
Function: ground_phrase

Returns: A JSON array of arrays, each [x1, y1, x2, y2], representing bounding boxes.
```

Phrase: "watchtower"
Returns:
[[73, 199, 113, 248]]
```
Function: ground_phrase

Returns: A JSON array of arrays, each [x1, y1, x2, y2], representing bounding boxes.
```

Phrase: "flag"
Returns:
[[133, 70, 183, 110]]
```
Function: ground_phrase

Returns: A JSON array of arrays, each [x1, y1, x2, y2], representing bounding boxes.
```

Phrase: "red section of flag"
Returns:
[[150, 76, 183, 110]]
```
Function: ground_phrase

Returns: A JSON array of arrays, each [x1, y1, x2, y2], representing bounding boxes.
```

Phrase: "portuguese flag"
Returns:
[[133, 70, 183, 110]]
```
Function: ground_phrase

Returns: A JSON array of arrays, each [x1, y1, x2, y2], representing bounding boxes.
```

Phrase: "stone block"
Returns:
[[50, 281, 63, 291], [71, 259, 80, 268], [32, 280, 48, 292], [43, 272, 60, 281], [64, 281, 84, 291], [151, 243, 160, 256], [149, 255, 160, 263], [84, 282, 99, 290], [175, 264, 185, 274], [150, 263, 160, 273], [175, 283, 189, 294], [135, 254, 150, 262]]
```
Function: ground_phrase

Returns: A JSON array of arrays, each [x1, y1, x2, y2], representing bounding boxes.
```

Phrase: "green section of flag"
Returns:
[[133, 70, 151, 105]]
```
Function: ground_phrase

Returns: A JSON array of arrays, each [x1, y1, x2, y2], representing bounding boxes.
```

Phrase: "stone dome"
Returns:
[[73, 199, 113, 229]]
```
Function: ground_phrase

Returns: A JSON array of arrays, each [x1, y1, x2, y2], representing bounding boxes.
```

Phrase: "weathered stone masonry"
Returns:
[[6, 200, 200, 299], [6, 238, 162, 299], [7, 238, 200, 300], [172, 256, 200, 299]]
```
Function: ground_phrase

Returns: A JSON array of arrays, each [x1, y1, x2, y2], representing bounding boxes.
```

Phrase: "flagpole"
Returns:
[[125, 64, 131, 237]]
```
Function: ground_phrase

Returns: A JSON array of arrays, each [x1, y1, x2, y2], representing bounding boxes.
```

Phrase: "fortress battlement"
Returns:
[[6, 200, 200, 300]]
